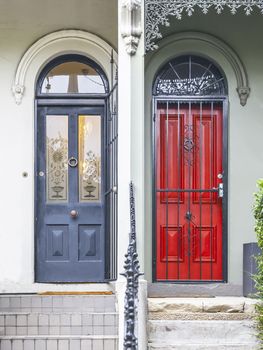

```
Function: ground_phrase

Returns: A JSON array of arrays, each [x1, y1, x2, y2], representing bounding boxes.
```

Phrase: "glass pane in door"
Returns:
[[79, 115, 101, 202], [46, 115, 68, 202]]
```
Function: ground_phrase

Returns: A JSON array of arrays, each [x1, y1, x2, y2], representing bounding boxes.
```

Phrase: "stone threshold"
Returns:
[[148, 297, 259, 314]]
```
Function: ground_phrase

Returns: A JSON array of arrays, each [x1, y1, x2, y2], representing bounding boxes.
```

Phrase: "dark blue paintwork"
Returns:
[[36, 106, 105, 282]]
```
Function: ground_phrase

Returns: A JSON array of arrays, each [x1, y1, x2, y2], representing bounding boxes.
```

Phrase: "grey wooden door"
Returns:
[[36, 106, 105, 282]]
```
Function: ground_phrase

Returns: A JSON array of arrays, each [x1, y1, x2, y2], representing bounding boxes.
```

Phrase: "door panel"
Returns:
[[155, 101, 224, 282], [36, 106, 105, 282]]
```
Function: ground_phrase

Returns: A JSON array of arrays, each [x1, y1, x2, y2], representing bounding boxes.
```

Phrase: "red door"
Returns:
[[155, 101, 224, 281]]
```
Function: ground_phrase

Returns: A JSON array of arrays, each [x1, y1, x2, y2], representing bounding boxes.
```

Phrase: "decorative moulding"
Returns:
[[121, 0, 142, 55], [12, 30, 117, 104], [145, 0, 263, 52], [147, 32, 250, 106]]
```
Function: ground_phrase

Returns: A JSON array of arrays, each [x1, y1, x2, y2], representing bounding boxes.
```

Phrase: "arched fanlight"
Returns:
[[37, 55, 108, 95], [154, 55, 227, 96]]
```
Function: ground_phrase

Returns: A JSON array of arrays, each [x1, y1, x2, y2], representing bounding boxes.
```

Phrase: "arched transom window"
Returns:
[[154, 55, 227, 96], [37, 55, 108, 95]]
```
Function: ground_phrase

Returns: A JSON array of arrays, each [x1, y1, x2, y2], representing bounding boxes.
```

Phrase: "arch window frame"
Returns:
[[36, 54, 109, 99], [153, 54, 228, 98]]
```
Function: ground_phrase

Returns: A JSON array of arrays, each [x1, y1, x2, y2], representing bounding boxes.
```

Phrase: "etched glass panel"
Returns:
[[79, 115, 101, 202], [46, 115, 68, 202], [41, 61, 106, 94]]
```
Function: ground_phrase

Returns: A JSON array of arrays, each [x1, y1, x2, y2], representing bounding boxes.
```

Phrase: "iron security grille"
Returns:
[[153, 55, 227, 282], [154, 99, 227, 282]]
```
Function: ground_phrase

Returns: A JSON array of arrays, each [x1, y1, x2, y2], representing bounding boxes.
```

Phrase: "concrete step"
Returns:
[[0, 295, 116, 313], [148, 297, 258, 314], [0, 335, 118, 350], [0, 312, 118, 336], [148, 320, 257, 345], [148, 344, 259, 350]]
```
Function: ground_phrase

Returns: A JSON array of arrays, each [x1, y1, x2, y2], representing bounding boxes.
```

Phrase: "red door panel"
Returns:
[[156, 102, 223, 281]]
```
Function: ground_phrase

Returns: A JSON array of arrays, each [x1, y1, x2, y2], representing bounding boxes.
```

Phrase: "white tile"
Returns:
[[17, 315, 27, 326], [0, 297, 10, 308], [42, 297, 53, 308], [49, 315, 60, 326], [92, 339, 104, 350], [24, 339, 34, 350], [103, 339, 116, 350], [38, 326, 49, 335], [35, 340, 46, 350], [60, 314, 70, 326], [12, 340, 23, 350], [5, 326, 16, 335], [10, 297, 20, 309], [47, 339, 58, 350], [80, 339, 92, 350], [21, 297, 31, 308], [49, 326, 60, 335], [69, 339, 80, 350], [27, 326, 38, 335], [31, 297, 42, 308], [5, 315, 16, 326], [58, 340, 69, 350], [27, 314, 38, 326], [1, 340, 12, 350], [71, 314, 81, 326], [93, 314, 104, 326], [39, 314, 49, 326], [82, 315, 92, 326], [16, 326, 28, 335]]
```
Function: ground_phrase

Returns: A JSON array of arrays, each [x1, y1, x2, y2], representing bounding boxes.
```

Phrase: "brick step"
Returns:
[[0, 294, 116, 313], [148, 343, 258, 350], [0, 335, 118, 350], [0, 312, 118, 336], [148, 320, 257, 345]]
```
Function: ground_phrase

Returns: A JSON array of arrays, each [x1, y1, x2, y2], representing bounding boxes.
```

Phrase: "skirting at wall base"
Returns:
[[148, 283, 243, 297]]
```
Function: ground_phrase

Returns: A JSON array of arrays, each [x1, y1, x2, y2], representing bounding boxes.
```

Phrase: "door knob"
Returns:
[[70, 210, 78, 218], [68, 157, 78, 168]]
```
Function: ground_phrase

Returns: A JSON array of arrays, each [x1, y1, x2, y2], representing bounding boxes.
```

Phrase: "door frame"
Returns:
[[152, 96, 229, 283], [34, 98, 109, 282]]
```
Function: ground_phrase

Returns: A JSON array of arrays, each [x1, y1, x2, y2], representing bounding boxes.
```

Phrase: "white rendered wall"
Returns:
[[0, 0, 117, 293]]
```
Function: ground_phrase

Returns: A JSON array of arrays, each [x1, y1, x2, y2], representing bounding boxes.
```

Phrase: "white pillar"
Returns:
[[116, 0, 147, 349]]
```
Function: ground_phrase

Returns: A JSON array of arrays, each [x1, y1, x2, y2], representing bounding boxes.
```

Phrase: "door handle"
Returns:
[[218, 183, 224, 198], [68, 157, 78, 168], [212, 183, 224, 198], [70, 210, 78, 218]]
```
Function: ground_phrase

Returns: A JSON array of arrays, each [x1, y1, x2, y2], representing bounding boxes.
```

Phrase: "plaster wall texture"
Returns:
[[144, 12, 263, 288], [0, 2, 262, 295], [0, 1, 117, 292]]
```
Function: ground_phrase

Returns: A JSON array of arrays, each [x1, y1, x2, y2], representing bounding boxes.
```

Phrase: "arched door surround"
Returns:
[[153, 54, 228, 282], [35, 53, 117, 283]]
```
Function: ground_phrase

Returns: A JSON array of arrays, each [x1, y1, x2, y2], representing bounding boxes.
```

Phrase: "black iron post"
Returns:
[[121, 182, 143, 350]]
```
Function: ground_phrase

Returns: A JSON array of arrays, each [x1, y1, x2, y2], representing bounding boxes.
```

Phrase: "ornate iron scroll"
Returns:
[[121, 182, 143, 349], [145, 0, 263, 51]]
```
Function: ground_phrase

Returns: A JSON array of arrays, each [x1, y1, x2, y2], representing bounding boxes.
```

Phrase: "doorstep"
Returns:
[[148, 296, 259, 320]]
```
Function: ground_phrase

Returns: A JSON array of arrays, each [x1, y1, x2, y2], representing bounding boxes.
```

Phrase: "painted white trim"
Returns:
[[146, 31, 250, 106], [12, 30, 117, 104]]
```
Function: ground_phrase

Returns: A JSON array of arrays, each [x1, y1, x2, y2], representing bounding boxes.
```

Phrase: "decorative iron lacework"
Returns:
[[154, 55, 227, 96], [145, 0, 263, 51]]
